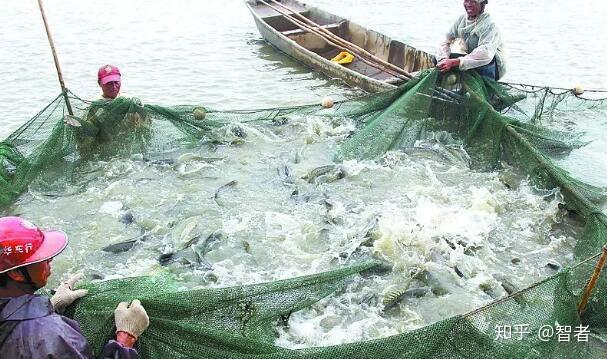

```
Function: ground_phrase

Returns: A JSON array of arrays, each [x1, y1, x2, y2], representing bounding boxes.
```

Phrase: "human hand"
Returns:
[[63, 115, 82, 127], [114, 299, 150, 340], [437, 58, 460, 73], [131, 97, 144, 107], [50, 273, 89, 313]]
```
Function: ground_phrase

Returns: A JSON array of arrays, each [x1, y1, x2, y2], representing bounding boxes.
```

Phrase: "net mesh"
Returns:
[[2, 69, 607, 357]]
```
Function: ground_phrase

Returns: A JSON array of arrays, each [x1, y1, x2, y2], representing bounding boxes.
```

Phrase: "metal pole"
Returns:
[[37, 0, 74, 116]]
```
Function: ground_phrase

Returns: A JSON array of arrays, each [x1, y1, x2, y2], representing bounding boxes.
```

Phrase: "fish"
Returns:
[[28, 181, 88, 199], [119, 210, 135, 225], [131, 154, 175, 166], [411, 269, 449, 296], [101, 233, 152, 253], [172, 216, 204, 244], [302, 165, 336, 182], [158, 230, 223, 268], [302, 165, 346, 184], [498, 170, 523, 190], [86, 270, 105, 281], [277, 164, 294, 184], [453, 266, 466, 278], [322, 197, 346, 225], [135, 153, 224, 170], [231, 125, 247, 138], [404, 142, 471, 167], [383, 286, 431, 310], [271, 117, 289, 126], [444, 145, 472, 167], [442, 235, 483, 256], [214, 180, 238, 206], [492, 273, 526, 305], [294, 147, 305, 164], [359, 262, 393, 278], [63, 114, 82, 127], [177, 152, 224, 164], [480, 282, 501, 300], [316, 171, 346, 184], [546, 260, 561, 272], [101, 239, 138, 253], [352, 217, 380, 250], [242, 241, 251, 254]]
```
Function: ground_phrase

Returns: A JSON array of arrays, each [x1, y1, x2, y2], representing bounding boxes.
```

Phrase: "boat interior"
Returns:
[[248, 0, 434, 83]]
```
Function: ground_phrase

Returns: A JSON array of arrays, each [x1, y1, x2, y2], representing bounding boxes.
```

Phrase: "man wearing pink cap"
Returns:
[[98, 64, 122, 99], [0, 216, 149, 358]]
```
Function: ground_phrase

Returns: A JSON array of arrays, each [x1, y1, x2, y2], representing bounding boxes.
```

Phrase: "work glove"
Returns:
[[50, 273, 89, 313], [114, 299, 150, 339]]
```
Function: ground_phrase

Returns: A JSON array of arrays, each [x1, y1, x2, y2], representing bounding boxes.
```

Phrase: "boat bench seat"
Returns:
[[281, 22, 343, 37]]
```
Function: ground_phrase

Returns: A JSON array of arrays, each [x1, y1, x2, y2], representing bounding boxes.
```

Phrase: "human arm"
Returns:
[[437, 35, 456, 63], [95, 300, 148, 359], [50, 276, 147, 358], [457, 22, 501, 71], [100, 339, 140, 359], [436, 15, 464, 62], [50, 273, 89, 313], [99, 299, 150, 359], [437, 58, 461, 73]]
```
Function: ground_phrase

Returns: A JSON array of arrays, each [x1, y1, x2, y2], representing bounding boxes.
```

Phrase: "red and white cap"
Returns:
[[0, 216, 68, 274], [98, 64, 121, 85]]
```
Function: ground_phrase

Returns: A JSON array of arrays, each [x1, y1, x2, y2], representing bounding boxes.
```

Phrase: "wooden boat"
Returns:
[[245, 0, 435, 93]]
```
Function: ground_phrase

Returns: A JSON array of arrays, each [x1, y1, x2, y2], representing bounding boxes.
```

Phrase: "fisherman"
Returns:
[[0, 216, 150, 358], [66, 64, 151, 155], [435, 0, 506, 81], [98, 64, 123, 100]]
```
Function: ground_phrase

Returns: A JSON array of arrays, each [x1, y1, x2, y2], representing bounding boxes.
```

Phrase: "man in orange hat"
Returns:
[[0, 216, 149, 358]]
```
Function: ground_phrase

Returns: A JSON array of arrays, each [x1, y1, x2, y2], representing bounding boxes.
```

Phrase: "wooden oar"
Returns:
[[257, 0, 410, 82], [267, 0, 413, 80]]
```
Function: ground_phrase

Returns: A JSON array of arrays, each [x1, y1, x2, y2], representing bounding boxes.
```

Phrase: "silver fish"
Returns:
[[214, 180, 238, 206], [101, 233, 152, 253], [411, 269, 449, 296], [277, 164, 294, 184], [302, 165, 345, 184], [158, 230, 223, 269], [383, 286, 431, 310]]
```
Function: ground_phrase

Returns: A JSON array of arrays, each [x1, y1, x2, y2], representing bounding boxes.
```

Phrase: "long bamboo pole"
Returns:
[[578, 245, 607, 315], [257, 0, 409, 82], [267, 0, 413, 79], [37, 0, 74, 116]]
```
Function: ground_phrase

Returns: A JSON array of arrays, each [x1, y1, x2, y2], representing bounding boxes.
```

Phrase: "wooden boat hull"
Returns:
[[245, 0, 434, 93]]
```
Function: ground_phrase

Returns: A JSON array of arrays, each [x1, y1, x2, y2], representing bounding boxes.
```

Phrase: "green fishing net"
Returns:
[[2, 69, 607, 357]]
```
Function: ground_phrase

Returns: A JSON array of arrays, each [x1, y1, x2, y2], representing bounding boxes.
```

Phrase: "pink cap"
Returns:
[[98, 64, 121, 85]]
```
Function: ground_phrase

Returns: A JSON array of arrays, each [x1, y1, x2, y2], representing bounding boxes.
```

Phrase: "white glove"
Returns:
[[114, 299, 150, 339], [50, 273, 89, 313]]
